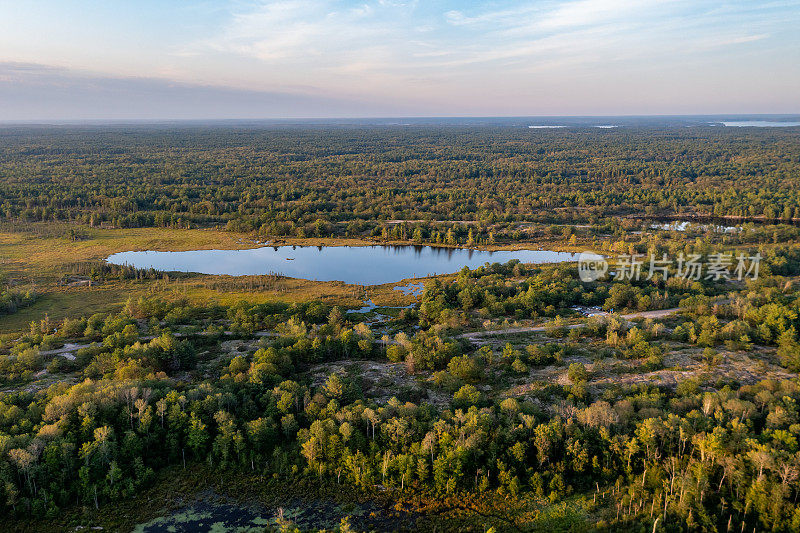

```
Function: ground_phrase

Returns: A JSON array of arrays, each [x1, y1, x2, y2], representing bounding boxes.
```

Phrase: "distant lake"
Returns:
[[528, 124, 619, 129], [107, 245, 578, 285], [720, 121, 800, 127]]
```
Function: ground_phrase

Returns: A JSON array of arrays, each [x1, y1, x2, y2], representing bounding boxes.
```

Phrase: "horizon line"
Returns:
[[2, 113, 800, 126]]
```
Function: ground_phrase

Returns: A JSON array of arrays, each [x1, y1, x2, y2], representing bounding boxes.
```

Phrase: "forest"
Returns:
[[2, 125, 800, 244], [2, 124, 800, 531]]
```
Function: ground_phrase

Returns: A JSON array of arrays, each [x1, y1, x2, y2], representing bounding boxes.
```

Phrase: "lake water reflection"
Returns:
[[107, 245, 578, 285]]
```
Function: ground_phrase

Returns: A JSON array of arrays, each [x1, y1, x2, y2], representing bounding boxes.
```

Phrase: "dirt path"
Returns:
[[457, 307, 681, 340], [625, 308, 681, 319], [38, 343, 88, 359]]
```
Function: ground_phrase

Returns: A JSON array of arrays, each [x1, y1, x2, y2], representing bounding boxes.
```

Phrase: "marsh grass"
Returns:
[[0, 223, 421, 334]]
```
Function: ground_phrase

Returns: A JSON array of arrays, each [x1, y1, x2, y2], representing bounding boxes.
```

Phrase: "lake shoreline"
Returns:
[[107, 244, 580, 285]]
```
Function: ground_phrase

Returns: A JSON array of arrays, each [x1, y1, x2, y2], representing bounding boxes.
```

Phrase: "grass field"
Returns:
[[0, 222, 251, 279], [0, 222, 429, 335]]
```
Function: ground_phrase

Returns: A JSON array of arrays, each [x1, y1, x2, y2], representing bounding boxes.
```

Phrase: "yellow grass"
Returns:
[[0, 222, 424, 334], [1, 223, 249, 280]]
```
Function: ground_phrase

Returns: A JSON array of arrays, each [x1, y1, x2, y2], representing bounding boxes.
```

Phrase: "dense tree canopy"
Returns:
[[2, 126, 800, 243], [3, 125, 800, 530]]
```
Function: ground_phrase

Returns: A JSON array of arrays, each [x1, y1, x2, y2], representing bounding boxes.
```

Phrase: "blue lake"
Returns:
[[720, 121, 800, 127], [107, 245, 578, 285]]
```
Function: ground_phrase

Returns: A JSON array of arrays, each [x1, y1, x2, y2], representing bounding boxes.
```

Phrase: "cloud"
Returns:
[[700, 33, 770, 48], [200, 0, 397, 64], [203, 0, 783, 78], [0, 62, 412, 121], [0, 1, 797, 118], [537, 0, 668, 30]]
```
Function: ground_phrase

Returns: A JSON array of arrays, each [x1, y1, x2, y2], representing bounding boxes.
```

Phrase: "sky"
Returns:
[[1, 0, 799, 120]]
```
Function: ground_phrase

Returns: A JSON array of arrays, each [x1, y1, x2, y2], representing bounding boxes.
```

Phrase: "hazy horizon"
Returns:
[[2, 114, 800, 127]]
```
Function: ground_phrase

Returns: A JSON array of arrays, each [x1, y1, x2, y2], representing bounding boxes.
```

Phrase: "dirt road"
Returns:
[[457, 307, 680, 340]]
